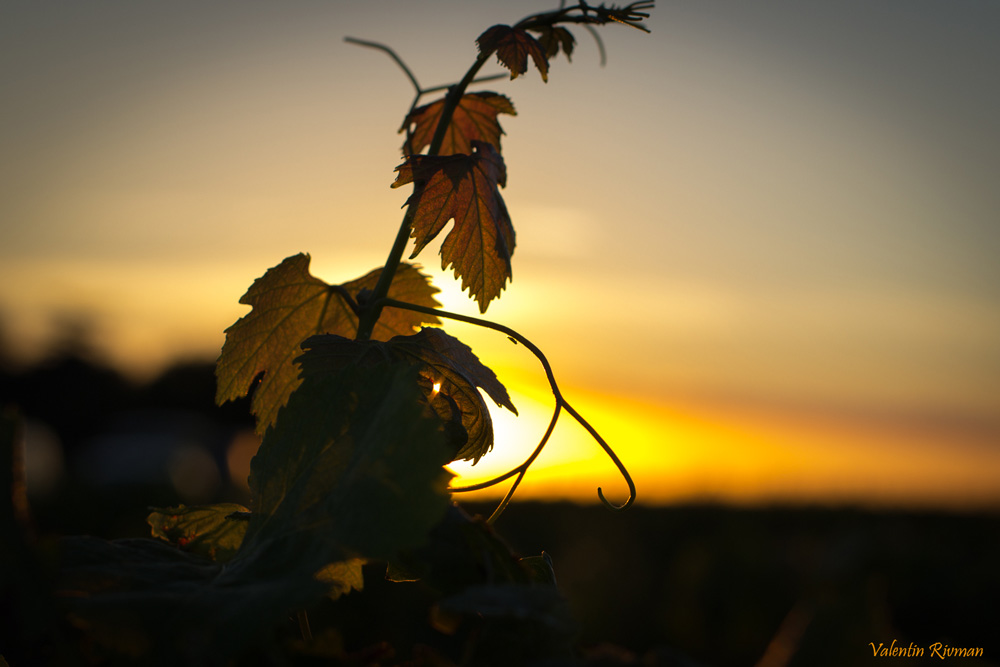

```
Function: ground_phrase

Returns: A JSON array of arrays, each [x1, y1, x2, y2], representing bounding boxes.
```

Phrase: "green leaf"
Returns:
[[56, 535, 326, 663], [519, 552, 557, 586], [316, 558, 365, 600], [58, 361, 455, 663], [389, 328, 516, 463], [147, 503, 249, 563], [400, 92, 516, 157], [227, 358, 455, 583], [215, 253, 440, 433], [393, 142, 515, 312], [439, 583, 573, 631], [388, 504, 542, 593], [437, 583, 577, 663], [477, 25, 549, 82], [299, 329, 516, 464]]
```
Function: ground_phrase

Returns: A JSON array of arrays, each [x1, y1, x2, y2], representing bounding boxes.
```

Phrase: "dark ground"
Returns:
[[467, 501, 1000, 666], [3, 348, 998, 666]]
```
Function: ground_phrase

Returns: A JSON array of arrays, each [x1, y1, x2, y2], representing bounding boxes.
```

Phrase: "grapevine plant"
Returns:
[[3, 3, 652, 665]]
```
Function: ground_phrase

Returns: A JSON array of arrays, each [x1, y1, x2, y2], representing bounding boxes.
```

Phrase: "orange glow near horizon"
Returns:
[[447, 367, 1000, 510]]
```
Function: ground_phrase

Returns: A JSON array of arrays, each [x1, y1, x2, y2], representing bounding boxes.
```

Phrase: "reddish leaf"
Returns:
[[477, 25, 549, 82], [528, 25, 575, 61], [215, 253, 440, 433], [400, 92, 516, 157], [392, 141, 515, 312]]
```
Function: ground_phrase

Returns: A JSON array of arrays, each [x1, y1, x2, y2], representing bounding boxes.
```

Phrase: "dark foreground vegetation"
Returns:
[[2, 349, 997, 666]]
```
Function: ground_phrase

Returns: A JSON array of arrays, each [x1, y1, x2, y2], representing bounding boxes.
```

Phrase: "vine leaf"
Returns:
[[400, 92, 516, 157], [147, 503, 249, 563], [55, 535, 327, 663], [59, 364, 450, 663], [316, 559, 365, 600], [388, 505, 552, 591], [527, 25, 575, 61], [226, 361, 454, 583], [393, 141, 515, 312], [147, 503, 362, 599], [300, 329, 517, 464], [215, 253, 440, 433], [388, 328, 516, 463], [477, 25, 549, 82]]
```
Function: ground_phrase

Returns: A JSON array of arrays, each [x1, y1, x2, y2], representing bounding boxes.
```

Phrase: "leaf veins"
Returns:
[[215, 253, 440, 433], [477, 25, 549, 82], [400, 92, 516, 157], [393, 141, 515, 313]]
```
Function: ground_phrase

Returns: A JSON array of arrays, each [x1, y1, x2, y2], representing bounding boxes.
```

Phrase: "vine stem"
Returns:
[[349, 1, 654, 341], [352, 45, 494, 342], [343, 37, 422, 93], [377, 297, 636, 514]]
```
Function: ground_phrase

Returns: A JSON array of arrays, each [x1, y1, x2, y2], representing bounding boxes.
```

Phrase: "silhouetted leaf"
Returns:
[[437, 583, 577, 663], [393, 142, 515, 312], [299, 329, 516, 464], [527, 25, 575, 61], [440, 583, 573, 632], [389, 328, 516, 463], [388, 504, 544, 592], [227, 360, 454, 583], [519, 552, 557, 585], [401, 92, 516, 157], [477, 25, 549, 82], [59, 362, 455, 663], [56, 535, 326, 664], [147, 503, 249, 563], [215, 253, 440, 432]]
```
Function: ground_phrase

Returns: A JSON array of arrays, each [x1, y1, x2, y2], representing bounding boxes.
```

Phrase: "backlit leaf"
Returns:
[[316, 559, 365, 600], [393, 141, 515, 312], [400, 92, 516, 157], [528, 25, 575, 61], [147, 503, 249, 563], [389, 328, 516, 463], [477, 25, 549, 82], [215, 253, 440, 433]]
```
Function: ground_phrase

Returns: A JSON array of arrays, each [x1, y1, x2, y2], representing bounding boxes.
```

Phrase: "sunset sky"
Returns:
[[3, 1, 999, 508]]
